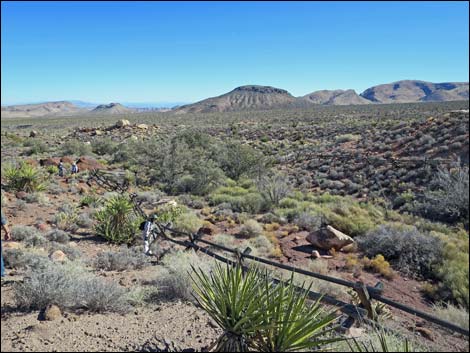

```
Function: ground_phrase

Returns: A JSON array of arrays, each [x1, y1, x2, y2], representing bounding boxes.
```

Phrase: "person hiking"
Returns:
[[141, 214, 158, 256], [71, 161, 79, 174], [1, 208, 12, 278], [58, 160, 65, 177]]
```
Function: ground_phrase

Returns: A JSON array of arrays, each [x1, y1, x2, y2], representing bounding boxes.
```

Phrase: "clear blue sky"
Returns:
[[1, 1, 469, 105]]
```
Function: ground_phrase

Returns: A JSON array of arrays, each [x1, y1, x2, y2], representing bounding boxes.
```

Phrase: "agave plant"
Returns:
[[94, 195, 142, 244], [191, 264, 340, 352]]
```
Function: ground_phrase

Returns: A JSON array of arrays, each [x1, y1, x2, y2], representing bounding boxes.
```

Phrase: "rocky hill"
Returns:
[[302, 89, 372, 105], [175, 85, 305, 113], [88, 103, 135, 115], [360, 80, 469, 103], [1, 101, 86, 118]]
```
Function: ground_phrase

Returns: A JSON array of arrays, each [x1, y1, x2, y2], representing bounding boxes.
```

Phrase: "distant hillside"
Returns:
[[1, 101, 85, 118], [175, 85, 306, 113], [88, 103, 135, 115], [360, 80, 469, 103], [302, 89, 372, 105]]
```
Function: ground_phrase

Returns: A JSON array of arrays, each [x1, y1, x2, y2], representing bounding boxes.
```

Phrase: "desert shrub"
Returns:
[[2, 161, 46, 192], [79, 194, 103, 207], [357, 225, 442, 279], [173, 159, 224, 195], [23, 140, 48, 156], [93, 246, 148, 271], [94, 195, 142, 244], [415, 164, 469, 226], [173, 211, 203, 234], [15, 199, 27, 211], [11, 226, 48, 248], [11, 226, 41, 241], [249, 235, 277, 258], [335, 134, 361, 143], [153, 249, 214, 302], [45, 229, 70, 244], [76, 212, 94, 228], [435, 231, 469, 308], [432, 303, 469, 331], [209, 185, 266, 213], [217, 141, 267, 180], [14, 261, 130, 313], [53, 203, 79, 232], [293, 211, 322, 232], [61, 140, 92, 156], [91, 138, 118, 156], [239, 219, 263, 238], [3, 248, 50, 270], [256, 172, 292, 207], [362, 254, 395, 279]]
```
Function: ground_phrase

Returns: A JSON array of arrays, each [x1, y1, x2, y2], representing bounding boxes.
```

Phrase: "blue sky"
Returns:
[[1, 1, 469, 105]]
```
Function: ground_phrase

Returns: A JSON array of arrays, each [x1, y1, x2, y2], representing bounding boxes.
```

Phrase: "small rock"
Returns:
[[30, 130, 38, 137], [15, 191, 27, 199], [311, 250, 321, 259], [136, 123, 149, 130]]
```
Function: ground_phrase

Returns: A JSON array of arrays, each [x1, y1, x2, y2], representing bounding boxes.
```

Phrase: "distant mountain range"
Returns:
[[176, 80, 469, 113], [1, 80, 468, 118]]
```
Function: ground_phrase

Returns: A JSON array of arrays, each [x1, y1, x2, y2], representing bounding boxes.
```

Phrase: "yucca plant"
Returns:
[[94, 195, 142, 244], [191, 263, 272, 352], [2, 162, 46, 193], [255, 279, 340, 352], [191, 264, 341, 352]]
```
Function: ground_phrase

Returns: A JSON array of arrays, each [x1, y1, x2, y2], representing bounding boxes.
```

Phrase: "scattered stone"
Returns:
[[415, 327, 434, 341], [136, 123, 149, 130], [29, 130, 38, 137]]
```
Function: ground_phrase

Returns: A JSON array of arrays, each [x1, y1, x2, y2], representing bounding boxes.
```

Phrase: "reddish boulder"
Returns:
[[76, 156, 106, 171], [39, 157, 60, 167]]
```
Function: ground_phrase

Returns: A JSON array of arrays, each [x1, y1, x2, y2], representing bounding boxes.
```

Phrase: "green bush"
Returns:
[[173, 211, 203, 234], [94, 195, 142, 244], [238, 219, 263, 238], [61, 140, 93, 156]]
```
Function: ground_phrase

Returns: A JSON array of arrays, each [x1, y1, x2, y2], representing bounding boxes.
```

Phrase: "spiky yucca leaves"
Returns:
[[256, 279, 340, 352], [191, 263, 270, 352], [191, 264, 340, 352], [2, 161, 46, 193], [94, 195, 142, 244]]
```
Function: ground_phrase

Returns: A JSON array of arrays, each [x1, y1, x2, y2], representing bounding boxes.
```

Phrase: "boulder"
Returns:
[[115, 119, 131, 128], [49, 250, 67, 262], [306, 225, 354, 251], [76, 156, 105, 171], [29, 130, 38, 137], [136, 123, 149, 130], [39, 157, 60, 167]]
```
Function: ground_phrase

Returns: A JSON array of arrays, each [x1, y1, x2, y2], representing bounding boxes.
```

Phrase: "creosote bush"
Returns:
[[93, 246, 148, 271]]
